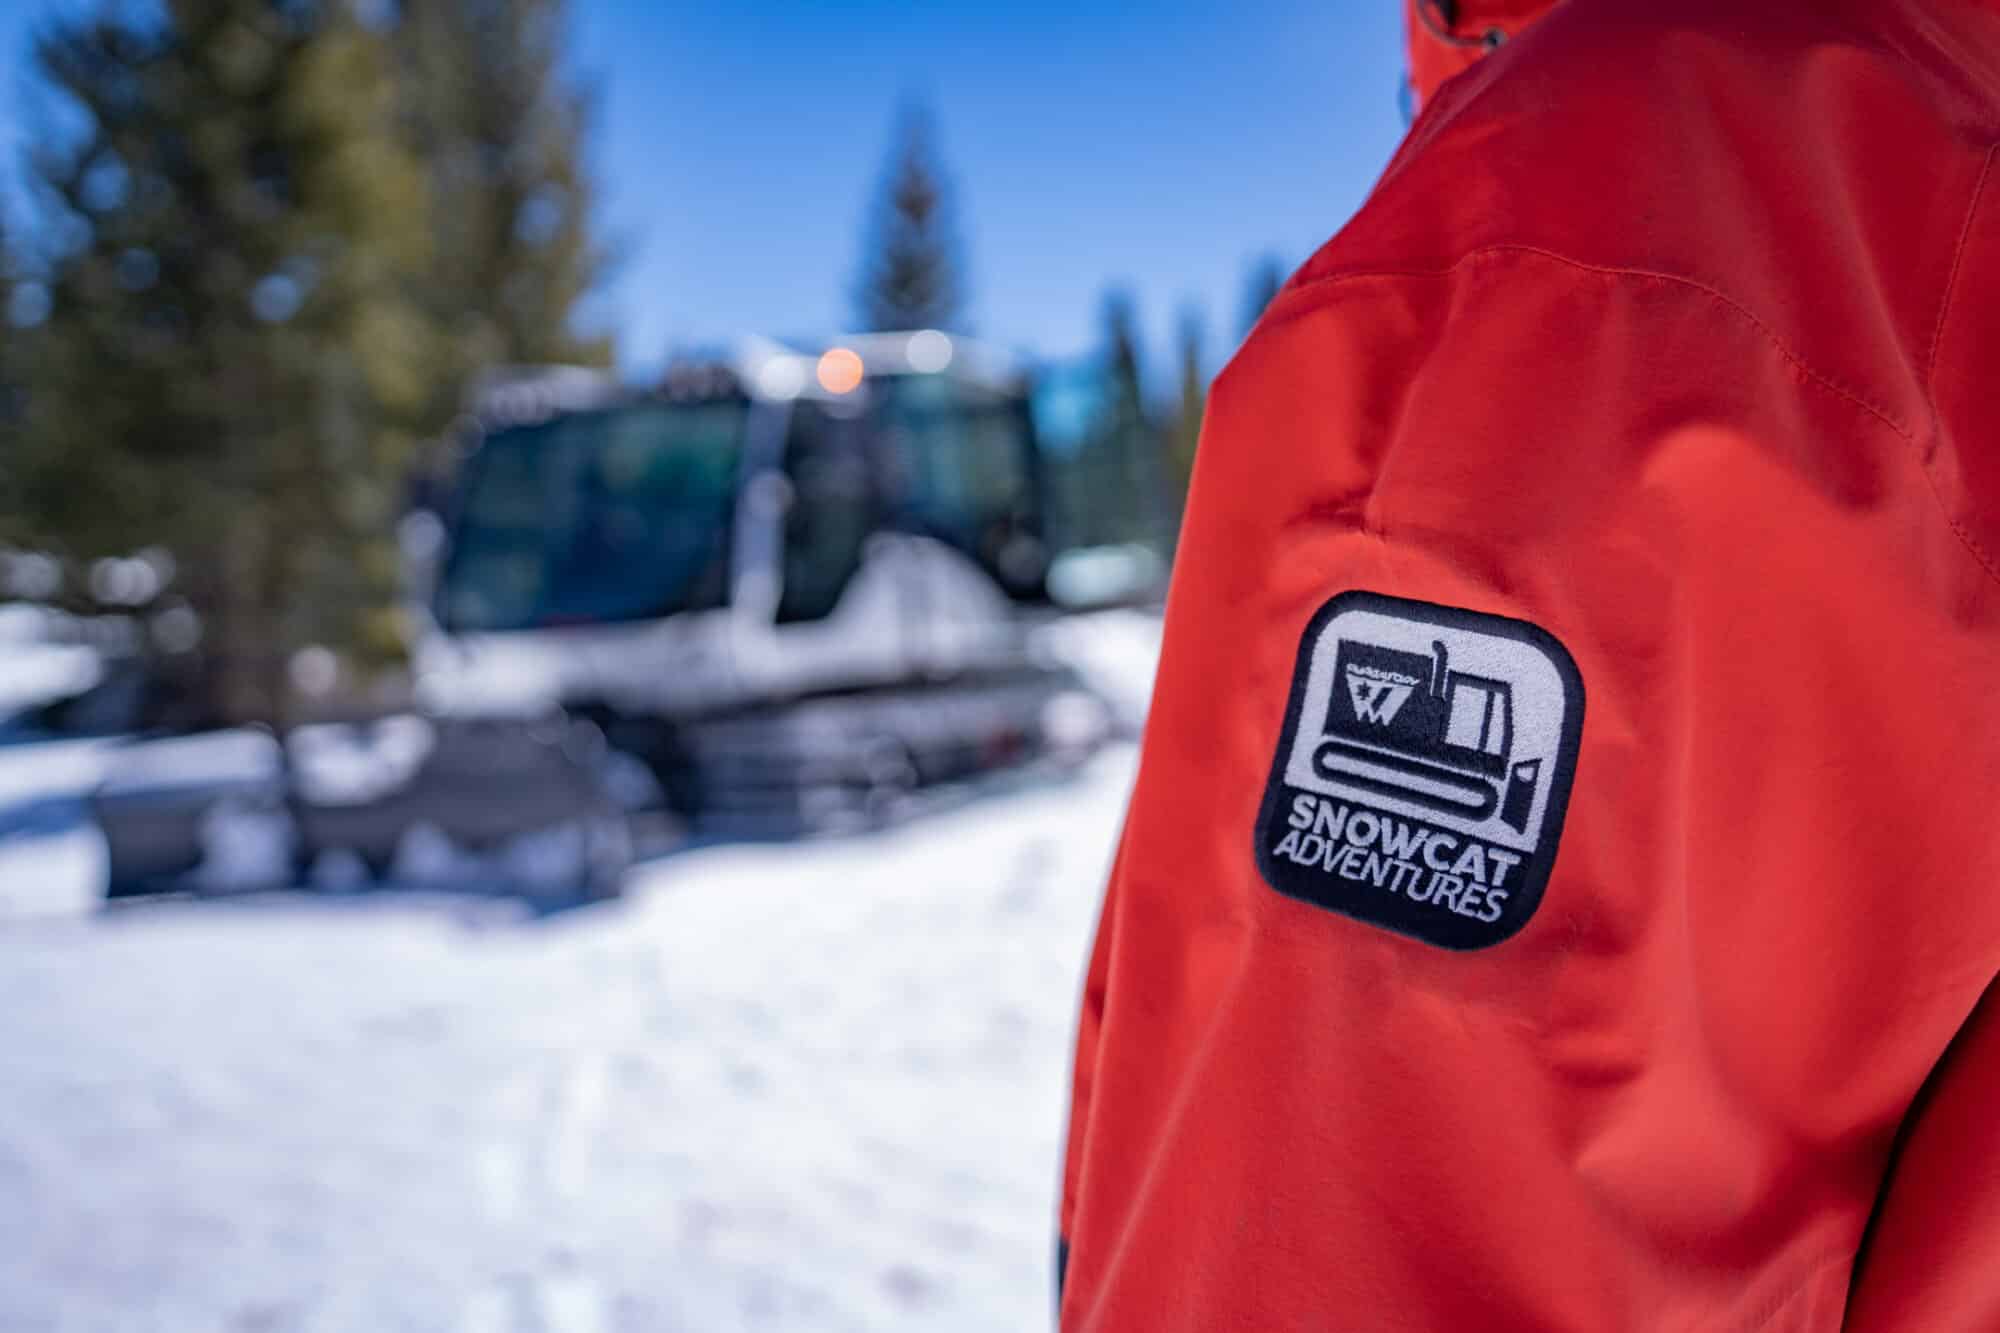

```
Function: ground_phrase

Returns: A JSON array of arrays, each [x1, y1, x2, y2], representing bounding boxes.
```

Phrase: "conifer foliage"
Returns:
[[11, 0, 608, 722], [854, 103, 967, 334]]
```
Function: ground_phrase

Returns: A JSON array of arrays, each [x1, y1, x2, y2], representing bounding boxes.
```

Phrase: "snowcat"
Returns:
[[85, 333, 1162, 902]]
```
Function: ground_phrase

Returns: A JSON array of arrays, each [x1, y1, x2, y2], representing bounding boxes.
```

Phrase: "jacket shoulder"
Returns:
[[1292, 0, 1998, 445]]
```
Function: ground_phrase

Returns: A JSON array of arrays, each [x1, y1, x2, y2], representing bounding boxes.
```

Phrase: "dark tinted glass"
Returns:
[[874, 374, 1044, 596], [442, 400, 743, 631], [777, 402, 874, 623]]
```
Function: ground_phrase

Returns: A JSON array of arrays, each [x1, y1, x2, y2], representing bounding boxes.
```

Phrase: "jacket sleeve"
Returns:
[[1055, 834, 1122, 1306], [1054, 248, 2000, 1329], [1838, 120, 2000, 1333]]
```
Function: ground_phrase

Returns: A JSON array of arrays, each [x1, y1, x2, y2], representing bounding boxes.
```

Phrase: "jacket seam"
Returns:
[[1925, 144, 1993, 388], [1914, 144, 2000, 591], [1283, 245, 1910, 436], [1275, 241, 2000, 591]]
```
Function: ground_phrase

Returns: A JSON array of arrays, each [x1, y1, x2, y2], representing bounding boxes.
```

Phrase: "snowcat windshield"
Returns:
[[440, 399, 744, 632]]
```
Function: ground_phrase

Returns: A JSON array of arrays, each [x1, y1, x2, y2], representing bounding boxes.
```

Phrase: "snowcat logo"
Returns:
[[1254, 591, 1584, 950]]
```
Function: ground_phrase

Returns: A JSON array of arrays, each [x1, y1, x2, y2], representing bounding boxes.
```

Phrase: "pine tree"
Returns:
[[18, 0, 435, 723], [1240, 253, 1287, 338], [0, 215, 21, 455], [1102, 288, 1145, 426], [1094, 287, 1159, 546], [1166, 304, 1206, 506], [393, 0, 611, 379], [0, 210, 12, 339], [854, 103, 966, 333]]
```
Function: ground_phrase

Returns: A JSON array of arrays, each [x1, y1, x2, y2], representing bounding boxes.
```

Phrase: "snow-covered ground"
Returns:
[[0, 621, 1155, 1330], [0, 603, 103, 719]]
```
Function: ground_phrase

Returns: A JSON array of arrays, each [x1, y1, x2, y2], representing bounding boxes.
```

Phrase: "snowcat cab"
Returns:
[[410, 334, 1106, 836], [83, 335, 1127, 902]]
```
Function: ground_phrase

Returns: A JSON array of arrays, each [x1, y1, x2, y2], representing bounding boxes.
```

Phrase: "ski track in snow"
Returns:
[[0, 745, 1140, 1332]]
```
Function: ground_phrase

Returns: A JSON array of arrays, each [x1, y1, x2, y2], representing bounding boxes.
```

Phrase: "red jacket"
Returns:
[[1058, 1, 2000, 1327]]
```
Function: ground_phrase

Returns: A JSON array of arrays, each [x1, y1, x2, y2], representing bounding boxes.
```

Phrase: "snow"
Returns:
[[0, 607, 1158, 1329], [0, 641, 101, 718], [96, 728, 282, 795], [0, 736, 116, 828], [1044, 544, 1166, 612], [0, 621, 117, 841], [288, 716, 438, 806], [0, 824, 106, 922], [1029, 608, 1164, 734], [187, 797, 298, 894], [0, 619, 1157, 1331], [0, 603, 106, 717]]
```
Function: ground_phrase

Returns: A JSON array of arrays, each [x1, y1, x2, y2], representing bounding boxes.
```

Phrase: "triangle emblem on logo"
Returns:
[[1345, 669, 1414, 726]]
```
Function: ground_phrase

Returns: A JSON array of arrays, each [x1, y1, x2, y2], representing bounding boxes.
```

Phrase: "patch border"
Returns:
[[1253, 589, 1585, 950]]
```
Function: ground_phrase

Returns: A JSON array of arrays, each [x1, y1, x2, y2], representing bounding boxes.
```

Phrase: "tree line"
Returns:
[[1, 0, 605, 724], [854, 105, 1290, 552], [0, 10, 1292, 727]]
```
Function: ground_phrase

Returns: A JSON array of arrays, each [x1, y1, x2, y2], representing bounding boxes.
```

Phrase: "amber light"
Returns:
[[816, 347, 865, 394]]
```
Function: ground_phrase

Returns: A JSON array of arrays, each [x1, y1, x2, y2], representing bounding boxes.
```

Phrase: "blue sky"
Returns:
[[1, 1, 1412, 382]]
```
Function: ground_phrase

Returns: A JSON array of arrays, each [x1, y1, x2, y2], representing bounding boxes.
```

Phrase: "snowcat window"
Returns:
[[874, 374, 1043, 596], [442, 400, 743, 631]]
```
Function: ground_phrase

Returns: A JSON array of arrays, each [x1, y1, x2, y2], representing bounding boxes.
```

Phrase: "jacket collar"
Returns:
[[1406, 0, 1562, 106]]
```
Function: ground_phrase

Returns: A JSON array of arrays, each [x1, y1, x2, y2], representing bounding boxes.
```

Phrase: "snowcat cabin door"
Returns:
[[772, 399, 875, 624], [874, 373, 1048, 601]]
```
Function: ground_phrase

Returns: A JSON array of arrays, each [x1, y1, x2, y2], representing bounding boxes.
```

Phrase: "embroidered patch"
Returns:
[[1254, 590, 1584, 950]]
